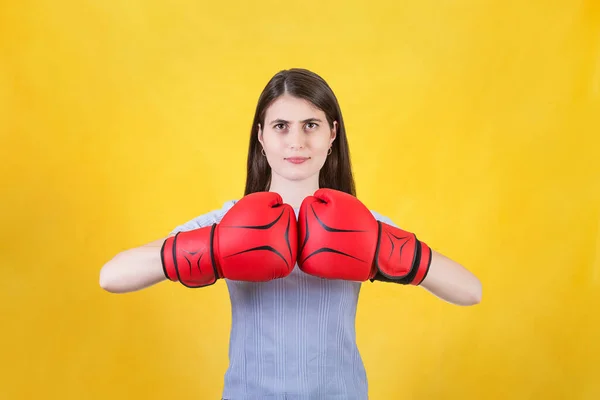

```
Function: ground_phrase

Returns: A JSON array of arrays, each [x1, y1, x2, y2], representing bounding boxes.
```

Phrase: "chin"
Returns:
[[281, 172, 314, 181], [274, 165, 319, 182]]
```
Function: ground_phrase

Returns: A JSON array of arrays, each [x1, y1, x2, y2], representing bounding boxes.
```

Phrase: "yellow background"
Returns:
[[1, 0, 599, 399]]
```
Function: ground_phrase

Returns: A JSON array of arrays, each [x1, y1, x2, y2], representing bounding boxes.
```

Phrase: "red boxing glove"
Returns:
[[298, 188, 431, 285], [161, 192, 297, 288]]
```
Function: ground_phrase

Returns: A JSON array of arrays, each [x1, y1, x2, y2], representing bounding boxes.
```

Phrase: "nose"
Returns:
[[287, 126, 305, 150]]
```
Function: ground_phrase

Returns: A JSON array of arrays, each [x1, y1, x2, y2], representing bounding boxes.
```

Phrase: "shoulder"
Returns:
[[369, 209, 399, 228], [170, 201, 398, 234], [169, 199, 238, 235]]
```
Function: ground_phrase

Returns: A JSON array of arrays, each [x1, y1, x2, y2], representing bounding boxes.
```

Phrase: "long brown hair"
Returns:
[[243, 68, 356, 197]]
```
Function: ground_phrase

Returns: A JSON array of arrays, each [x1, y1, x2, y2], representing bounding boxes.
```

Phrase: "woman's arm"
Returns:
[[99, 235, 173, 294], [419, 250, 482, 306]]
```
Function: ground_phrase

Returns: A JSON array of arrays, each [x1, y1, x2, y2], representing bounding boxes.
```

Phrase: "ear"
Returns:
[[330, 121, 338, 145], [257, 123, 264, 146]]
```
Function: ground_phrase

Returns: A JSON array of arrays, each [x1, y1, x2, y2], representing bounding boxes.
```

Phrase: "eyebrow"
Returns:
[[268, 118, 323, 125]]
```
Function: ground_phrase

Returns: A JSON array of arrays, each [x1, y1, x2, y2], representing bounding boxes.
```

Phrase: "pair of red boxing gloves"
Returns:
[[161, 189, 432, 288]]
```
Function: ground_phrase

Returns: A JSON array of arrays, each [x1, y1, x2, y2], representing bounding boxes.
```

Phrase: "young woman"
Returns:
[[99, 68, 482, 399]]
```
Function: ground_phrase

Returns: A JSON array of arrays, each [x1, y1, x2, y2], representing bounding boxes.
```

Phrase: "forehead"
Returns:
[[265, 95, 325, 121]]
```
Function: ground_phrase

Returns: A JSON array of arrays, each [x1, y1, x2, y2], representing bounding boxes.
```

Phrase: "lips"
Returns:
[[285, 157, 310, 164]]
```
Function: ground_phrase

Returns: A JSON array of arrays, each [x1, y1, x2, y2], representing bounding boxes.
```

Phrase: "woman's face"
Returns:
[[258, 94, 336, 183]]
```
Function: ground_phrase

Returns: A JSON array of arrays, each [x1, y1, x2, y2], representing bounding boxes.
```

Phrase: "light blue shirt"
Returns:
[[171, 200, 397, 400]]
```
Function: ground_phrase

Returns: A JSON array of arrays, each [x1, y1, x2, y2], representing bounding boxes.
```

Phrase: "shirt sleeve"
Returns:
[[169, 199, 238, 235], [370, 210, 399, 228]]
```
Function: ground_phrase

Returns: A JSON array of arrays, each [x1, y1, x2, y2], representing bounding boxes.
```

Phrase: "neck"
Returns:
[[267, 175, 319, 209]]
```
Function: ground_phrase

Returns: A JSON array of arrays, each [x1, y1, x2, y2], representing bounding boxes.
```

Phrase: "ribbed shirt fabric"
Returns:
[[170, 200, 397, 400]]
